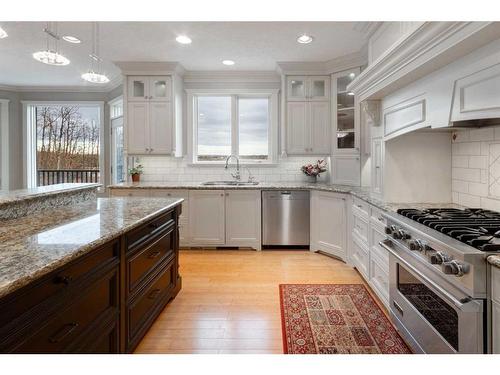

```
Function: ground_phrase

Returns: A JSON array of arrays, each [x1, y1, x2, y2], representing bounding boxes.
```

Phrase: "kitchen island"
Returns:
[[0, 196, 183, 353]]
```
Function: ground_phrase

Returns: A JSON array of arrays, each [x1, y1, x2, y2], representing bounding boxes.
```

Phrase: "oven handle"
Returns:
[[379, 239, 481, 312]]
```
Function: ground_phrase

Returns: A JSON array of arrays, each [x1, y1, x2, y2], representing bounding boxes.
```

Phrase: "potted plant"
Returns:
[[301, 159, 327, 183], [128, 164, 143, 183]]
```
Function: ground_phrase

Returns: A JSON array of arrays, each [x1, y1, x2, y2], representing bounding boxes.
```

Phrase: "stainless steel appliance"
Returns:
[[380, 208, 500, 353], [262, 190, 310, 246]]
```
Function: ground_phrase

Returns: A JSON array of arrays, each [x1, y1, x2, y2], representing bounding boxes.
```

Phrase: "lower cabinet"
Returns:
[[225, 190, 261, 250], [189, 190, 226, 245], [492, 266, 500, 353], [310, 191, 347, 259]]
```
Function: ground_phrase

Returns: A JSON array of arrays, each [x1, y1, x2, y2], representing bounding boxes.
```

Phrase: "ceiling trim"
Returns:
[[347, 21, 500, 100], [183, 70, 281, 83], [276, 50, 367, 75], [114, 61, 185, 76]]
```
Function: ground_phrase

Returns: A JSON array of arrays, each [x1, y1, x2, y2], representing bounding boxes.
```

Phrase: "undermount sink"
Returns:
[[201, 180, 259, 186]]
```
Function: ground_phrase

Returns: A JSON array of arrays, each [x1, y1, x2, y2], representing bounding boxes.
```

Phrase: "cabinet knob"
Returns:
[[144, 96, 148, 99]]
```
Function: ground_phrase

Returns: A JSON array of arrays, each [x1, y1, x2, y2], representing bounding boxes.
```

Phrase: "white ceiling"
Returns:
[[0, 22, 373, 89]]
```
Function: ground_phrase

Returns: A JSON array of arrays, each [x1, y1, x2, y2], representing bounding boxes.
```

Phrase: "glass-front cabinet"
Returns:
[[127, 76, 171, 102], [287, 76, 330, 101], [332, 68, 360, 153]]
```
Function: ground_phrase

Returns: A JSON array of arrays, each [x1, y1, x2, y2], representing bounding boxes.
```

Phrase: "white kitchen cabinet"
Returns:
[[127, 76, 172, 102], [225, 190, 261, 250], [310, 191, 347, 260], [149, 189, 189, 246], [127, 101, 173, 155], [286, 101, 330, 155], [492, 266, 500, 353], [287, 76, 330, 101], [189, 190, 226, 246], [371, 137, 383, 197], [109, 188, 150, 197], [331, 155, 360, 185], [352, 234, 369, 279]]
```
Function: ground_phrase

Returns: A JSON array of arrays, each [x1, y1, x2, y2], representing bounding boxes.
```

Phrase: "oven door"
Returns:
[[380, 239, 484, 354]]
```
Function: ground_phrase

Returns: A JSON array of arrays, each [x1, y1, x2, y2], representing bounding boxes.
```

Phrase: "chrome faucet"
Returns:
[[225, 154, 241, 181]]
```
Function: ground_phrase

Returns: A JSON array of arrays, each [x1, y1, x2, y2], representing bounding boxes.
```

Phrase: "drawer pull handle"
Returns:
[[148, 288, 162, 299], [49, 322, 79, 343], [149, 222, 161, 229], [54, 275, 72, 286], [357, 204, 363, 208], [148, 250, 162, 259], [378, 217, 384, 222]]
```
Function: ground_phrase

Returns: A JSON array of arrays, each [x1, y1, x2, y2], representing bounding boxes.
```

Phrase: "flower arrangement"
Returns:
[[301, 159, 327, 180], [128, 164, 144, 182]]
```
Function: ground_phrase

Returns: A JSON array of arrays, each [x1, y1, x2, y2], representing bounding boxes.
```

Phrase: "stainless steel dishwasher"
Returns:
[[262, 190, 310, 246]]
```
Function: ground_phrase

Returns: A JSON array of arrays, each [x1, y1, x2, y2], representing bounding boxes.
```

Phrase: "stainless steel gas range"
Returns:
[[380, 208, 500, 354]]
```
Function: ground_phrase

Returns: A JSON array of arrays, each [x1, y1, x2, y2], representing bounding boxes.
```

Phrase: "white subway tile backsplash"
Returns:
[[452, 155, 468, 168], [468, 181, 488, 197], [469, 127, 494, 142], [468, 155, 488, 169], [452, 167, 481, 182], [457, 192, 481, 207], [452, 179, 468, 194]]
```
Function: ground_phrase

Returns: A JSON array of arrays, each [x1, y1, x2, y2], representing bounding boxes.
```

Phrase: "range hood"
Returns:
[[452, 118, 500, 128]]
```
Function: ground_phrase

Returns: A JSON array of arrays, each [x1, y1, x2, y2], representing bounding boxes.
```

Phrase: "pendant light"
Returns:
[[33, 22, 70, 66], [82, 22, 109, 84]]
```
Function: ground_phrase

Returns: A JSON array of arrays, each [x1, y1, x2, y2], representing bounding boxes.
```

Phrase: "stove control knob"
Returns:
[[385, 225, 397, 235], [442, 260, 469, 277], [408, 239, 423, 251], [430, 251, 450, 265], [397, 229, 411, 240]]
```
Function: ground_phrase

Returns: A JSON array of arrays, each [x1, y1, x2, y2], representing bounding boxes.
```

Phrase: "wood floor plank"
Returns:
[[134, 249, 381, 354]]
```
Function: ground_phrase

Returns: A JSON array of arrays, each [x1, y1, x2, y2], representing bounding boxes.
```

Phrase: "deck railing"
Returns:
[[37, 169, 100, 186]]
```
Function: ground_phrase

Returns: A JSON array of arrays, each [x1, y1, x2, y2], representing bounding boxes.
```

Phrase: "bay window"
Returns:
[[187, 89, 278, 164]]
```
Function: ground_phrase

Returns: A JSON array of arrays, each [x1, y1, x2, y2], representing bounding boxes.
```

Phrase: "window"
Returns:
[[188, 90, 278, 164], [109, 97, 125, 184], [24, 102, 104, 188]]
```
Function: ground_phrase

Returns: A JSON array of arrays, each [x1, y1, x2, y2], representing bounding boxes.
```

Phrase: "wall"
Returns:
[[136, 155, 331, 184], [451, 126, 500, 210], [0, 89, 21, 189]]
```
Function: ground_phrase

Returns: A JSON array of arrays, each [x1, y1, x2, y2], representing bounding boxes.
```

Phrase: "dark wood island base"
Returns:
[[0, 204, 182, 354]]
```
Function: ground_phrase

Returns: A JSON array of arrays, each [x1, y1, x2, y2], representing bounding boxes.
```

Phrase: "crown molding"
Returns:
[[183, 70, 280, 83], [347, 21, 500, 100], [114, 61, 185, 76], [276, 50, 367, 76]]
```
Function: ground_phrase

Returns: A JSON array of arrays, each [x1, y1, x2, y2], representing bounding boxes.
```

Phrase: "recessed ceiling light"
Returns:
[[33, 50, 70, 66], [349, 72, 356, 79], [222, 60, 235, 66], [297, 34, 313, 44], [0, 27, 7, 39], [347, 91, 355, 96], [176, 35, 192, 44], [62, 35, 81, 44]]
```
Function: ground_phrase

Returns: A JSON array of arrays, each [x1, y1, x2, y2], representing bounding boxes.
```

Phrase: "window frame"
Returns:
[[186, 88, 279, 166], [22, 100, 105, 189]]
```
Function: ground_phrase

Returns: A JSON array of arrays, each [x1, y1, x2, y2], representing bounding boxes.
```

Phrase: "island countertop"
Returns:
[[0, 183, 100, 206], [0, 197, 183, 299]]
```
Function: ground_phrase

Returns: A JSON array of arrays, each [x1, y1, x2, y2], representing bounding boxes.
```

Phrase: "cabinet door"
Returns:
[[331, 155, 360, 186], [493, 300, 500, 354], [127, 76, 149, 101], [127, 102, 149, 154], [189, 190, 225, 245], [150, 190, 189, 246], [148, 76, 172, 102], [287, 76, 308, 101], [309, 76, 330, 101], [371, 137, 383, 196], [286, 102, 310, 154], [149, 102, 172, 155], [309, 101, 330, 154], [225, 190, 261, 250], [310, 191, 346, 259]]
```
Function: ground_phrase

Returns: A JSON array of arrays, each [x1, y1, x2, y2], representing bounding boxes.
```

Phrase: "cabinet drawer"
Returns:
[[370, 226, 389, 270], [352, 234, 369, 279], [12, 268, 119, 353], [126, 211, 175, 251], [492, 267, 500, 304], [150, 190, 188, 221], [127, 260, 176, 343], [111, 189, 151, 197], [369, 251, 389, 307], [352, 197, 370, 218], [352, 213, 369, 245], [127, 226, 175, 294], [0, 240, 118, 329], [370, 206, 387, 230]]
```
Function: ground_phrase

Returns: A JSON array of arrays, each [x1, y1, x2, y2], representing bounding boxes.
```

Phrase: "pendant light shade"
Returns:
[[82, 22, 109, 84], [33, 22, 70, 66]]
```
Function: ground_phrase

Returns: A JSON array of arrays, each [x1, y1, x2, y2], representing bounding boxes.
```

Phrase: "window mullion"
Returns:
[[231, 95, 239, 156]]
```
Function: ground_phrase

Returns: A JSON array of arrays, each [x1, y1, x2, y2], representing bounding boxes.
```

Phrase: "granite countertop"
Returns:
[[0, 197, 183, 299], [108, 181, 463, 213], [0, 183, 100, 206], [488, 255, 500, 269]]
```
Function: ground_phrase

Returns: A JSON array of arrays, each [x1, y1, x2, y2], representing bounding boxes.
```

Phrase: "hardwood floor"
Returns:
[[134, 249, 384, 354]]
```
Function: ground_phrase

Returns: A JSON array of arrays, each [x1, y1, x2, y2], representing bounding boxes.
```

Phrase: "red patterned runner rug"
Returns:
[[280, 284, 412, 354]]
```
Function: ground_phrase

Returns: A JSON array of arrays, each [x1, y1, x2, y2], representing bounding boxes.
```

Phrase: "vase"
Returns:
[[131, 174, 140, 182], [306, 175, 317, 183]]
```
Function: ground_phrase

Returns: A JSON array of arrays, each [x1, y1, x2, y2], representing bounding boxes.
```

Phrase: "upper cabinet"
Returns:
[[287, 76, 330, 101], [124, 74, 182, 156]]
